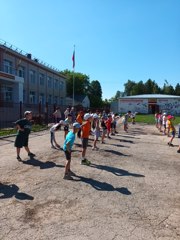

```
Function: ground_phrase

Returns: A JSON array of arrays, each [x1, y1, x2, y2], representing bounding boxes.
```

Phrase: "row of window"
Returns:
[[28, 91, 64, 105], [3, 60, 65, 90], [1, 86, 64, 105]]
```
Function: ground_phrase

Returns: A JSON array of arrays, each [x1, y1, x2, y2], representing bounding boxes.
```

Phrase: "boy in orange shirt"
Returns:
[[81, 113, 93, 166]]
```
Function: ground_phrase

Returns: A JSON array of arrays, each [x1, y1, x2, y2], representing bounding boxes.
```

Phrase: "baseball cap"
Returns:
[[93, 113, 99, 119], [24, 111, 32, 116], [73, 122, 81, 129], [84, 113, 93, 120], [167, 115, 173, 120]]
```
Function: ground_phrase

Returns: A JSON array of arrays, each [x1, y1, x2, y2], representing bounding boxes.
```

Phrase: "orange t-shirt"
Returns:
[[76, 114, 83, 124], [81, 121, 91, 138]]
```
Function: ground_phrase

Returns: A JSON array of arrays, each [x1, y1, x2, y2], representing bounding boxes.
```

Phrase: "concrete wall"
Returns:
[[118, 99, 148, 114]]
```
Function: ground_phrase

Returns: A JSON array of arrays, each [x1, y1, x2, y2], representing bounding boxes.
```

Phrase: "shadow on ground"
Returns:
[[90, 163, 145, 177], [74, 176, 131, 195], [0, 183, 34, 200], [21, 157, 64, 169]]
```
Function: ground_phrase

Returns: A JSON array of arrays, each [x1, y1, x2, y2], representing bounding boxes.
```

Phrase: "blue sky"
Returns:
[[0, 0, 180, 99]]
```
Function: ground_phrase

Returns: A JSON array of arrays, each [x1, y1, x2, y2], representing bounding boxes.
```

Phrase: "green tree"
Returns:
[[109, 91, 124, 102], [88, 80, 103, 108], [60, 69, 90, 96], [124, 80, 136, 95], [162, 83, 175, 95], [174, 83, 180, 95], [144, 79, 160, 94], [131, 81, 144, 95]]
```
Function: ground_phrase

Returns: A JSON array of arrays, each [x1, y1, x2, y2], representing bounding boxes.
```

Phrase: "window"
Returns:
[[39, 73, 45, 86], [4, 86, 13, 102], [54, 79, 58, 89], [54, 96, 58, 104], [29, 70, 36, 84], [18, 66, 25, 78], [60, 81, 64, 90], [60, 97, 64, 105], [48, 94, 52, 104], [29, 91, 36, 103], [39, 93, 45, 104], [47, 76, 52, 88], [3, 60, 13, 74]]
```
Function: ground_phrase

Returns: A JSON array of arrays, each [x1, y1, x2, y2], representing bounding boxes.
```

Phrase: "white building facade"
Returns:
[[111, 94, 180, 115]]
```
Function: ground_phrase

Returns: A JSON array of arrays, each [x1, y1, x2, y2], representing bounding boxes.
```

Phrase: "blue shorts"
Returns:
[[64, 150, 71, 160], [171, 131, 175, 137]]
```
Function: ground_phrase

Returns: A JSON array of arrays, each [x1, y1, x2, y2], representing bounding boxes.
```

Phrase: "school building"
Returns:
[[111, 94, 180, 115]]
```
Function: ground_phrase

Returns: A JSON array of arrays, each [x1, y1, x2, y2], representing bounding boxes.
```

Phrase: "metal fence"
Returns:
[[0, 101, 69, 128]]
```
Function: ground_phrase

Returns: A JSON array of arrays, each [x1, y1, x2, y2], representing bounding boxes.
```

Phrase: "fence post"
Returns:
[[38, 101, 42, 124], [45, 102, 48, 125]]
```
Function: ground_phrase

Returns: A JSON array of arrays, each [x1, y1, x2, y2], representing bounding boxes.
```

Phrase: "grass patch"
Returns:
[[134, 114, 180, 125], [0, 124, 48, 137]]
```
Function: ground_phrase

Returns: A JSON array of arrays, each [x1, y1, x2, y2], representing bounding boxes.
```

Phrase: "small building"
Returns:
[[111, 94, 180, 115], [66, 95, 90, 108]]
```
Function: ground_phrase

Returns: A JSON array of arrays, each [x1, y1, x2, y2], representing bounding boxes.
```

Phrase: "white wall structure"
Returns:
[[111, 94, 180, 115]]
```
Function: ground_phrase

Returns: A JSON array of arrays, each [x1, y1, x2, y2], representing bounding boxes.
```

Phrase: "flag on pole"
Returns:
[[72, 50, 75, 69]]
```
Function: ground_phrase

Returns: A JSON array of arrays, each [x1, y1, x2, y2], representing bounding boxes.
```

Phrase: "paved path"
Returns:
[[0, 124, 180, 240]]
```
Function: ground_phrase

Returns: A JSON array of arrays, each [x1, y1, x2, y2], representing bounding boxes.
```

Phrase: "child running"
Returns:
[[63, 122, 81, 180]]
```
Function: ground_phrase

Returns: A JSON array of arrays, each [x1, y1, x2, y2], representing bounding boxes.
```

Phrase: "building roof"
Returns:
[[119, 94, 180, 99]]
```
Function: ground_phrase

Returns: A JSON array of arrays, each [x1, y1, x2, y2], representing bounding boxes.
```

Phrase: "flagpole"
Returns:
[[72, 45, 75, 107]]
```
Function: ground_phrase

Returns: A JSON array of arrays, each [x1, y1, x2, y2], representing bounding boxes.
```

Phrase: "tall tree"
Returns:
[[88, 80, 103, 108], [144, 79, 160, 94], [124, 80, 136, 96], [131, 80, 145, 95], [162, 83, 175, 95], [60, 69, 90, 96], [174, 83, 180, 95]]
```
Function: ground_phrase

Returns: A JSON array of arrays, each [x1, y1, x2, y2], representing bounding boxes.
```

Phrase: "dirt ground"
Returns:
[[0, 123, 180, 240]]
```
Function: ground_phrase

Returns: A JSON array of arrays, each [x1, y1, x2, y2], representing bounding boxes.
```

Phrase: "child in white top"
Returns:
[[50, 123, 61, 148]]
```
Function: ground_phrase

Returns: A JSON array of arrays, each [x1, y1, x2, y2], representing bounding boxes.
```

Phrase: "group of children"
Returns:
[[14, 109, 179, 181], [49, 110, 124, 179], [155, 111, 180, 153]]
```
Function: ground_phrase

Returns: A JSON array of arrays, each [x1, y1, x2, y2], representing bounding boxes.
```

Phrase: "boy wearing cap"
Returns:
[[81, 113, 93, 165], [63, 122, 81, 180], [14, 111, 35, 161], [167, 115, 176, 146]]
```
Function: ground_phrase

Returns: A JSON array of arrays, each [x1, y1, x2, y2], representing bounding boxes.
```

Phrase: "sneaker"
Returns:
[[168, 142, 174, 147], [28, 152, 36, 157], [63, 174, 73, 180], [92, 147, 99, 150], [177, 149, 180, 153], [81, 159, 91, 166], [17, 156, 22, 161]]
